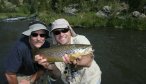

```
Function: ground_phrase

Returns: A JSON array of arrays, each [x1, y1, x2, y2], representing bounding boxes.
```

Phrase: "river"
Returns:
[[0, 21, 146, 84]]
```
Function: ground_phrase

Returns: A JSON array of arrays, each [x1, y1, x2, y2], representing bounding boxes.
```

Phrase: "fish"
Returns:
[[35, 44, 93, 62]]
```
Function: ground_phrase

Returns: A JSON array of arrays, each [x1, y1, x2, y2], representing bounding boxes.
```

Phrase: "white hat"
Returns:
[[50, 18, 77, 44], [51, 18, 76, 37], [22, 23, 49, 36]]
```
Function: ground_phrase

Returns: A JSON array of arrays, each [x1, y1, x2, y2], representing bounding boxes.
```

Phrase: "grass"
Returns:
[[0, 12, 146, 30], [0, 13, 28, 19]]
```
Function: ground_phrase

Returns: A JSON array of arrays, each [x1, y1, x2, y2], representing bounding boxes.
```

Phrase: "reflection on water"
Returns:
[[0, 21, 146, 84], [75, 28, 146, 84]]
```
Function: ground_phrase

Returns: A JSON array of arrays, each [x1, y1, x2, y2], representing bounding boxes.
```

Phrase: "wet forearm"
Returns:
[[77, 53, 94, 67]]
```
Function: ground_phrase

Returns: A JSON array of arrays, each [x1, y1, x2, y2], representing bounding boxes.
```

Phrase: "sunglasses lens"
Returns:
[[53, 28, 69, 35], [62, 29, 69, 33], [31, 33, 46, 37], [40, 34, 46, 37], [31, 33, 38, 37], [53, 31, 61, 35]]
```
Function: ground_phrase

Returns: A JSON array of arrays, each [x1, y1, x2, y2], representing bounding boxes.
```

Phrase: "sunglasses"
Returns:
[[31, 33, 47, 37], [53, 28, 70, 35]]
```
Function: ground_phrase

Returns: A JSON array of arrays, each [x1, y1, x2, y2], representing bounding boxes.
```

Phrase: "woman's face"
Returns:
[[29, 30, 47, 49]]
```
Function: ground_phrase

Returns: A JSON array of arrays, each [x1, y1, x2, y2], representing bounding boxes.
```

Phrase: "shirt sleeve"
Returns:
[[4, 44, 22, 73]]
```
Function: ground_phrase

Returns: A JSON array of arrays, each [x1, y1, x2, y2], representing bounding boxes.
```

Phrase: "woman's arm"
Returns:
[[5, 72, 18, 84], [35, 55, 61, 80]]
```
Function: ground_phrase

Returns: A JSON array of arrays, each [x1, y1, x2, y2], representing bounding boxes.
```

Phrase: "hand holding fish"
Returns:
[[35, 55, 54, 70], [35, 44, 94, 68], [35, 55, 61, 80], [63, 53, 94, 68]]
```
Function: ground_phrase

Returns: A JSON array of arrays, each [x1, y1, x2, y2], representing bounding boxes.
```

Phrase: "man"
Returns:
[[35, 18, 102, 84], [4, 21, 60, 84]]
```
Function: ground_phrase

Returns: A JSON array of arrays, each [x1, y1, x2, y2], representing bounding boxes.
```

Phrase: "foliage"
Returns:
[[16, 3, 30, 14], [128, 0, 146, 12], [0, 0, 146, 30]]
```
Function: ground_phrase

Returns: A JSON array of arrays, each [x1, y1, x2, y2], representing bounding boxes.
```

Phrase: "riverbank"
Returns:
[[0, 12, 146, 30]]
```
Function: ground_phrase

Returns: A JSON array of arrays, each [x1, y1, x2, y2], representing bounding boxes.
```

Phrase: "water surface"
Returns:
[[0, 21, 146, 84]]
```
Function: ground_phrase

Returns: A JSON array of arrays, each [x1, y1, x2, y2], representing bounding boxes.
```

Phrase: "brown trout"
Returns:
[[35, 44, 93, 62]]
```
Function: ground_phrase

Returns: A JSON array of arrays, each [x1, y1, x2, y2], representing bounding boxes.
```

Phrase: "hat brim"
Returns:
[[51, 25, 68, 32], [22, 24, 49, 36]]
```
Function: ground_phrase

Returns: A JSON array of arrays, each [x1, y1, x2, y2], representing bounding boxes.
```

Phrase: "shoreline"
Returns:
[[0, 12, 146, 31]]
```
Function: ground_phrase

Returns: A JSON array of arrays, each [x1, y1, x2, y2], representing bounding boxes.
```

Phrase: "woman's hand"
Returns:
[[35, 55, 54, 70], [35, 55, 61, 79]]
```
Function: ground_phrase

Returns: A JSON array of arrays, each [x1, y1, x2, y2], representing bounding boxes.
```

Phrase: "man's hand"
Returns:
[[62, 53, 93, 67]]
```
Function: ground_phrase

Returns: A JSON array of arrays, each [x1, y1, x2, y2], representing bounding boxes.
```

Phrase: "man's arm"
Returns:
[[5, 71, 44, 84], [35, 55, 61, 80], [75, 53, 94, 67], [28, 70, 44, 83], [5, 72, 18, 84], [47, 63, 61, 80]]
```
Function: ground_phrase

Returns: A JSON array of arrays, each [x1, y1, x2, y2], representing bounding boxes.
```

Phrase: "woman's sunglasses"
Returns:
[[53, 28, 70, 35], [31, 33, 47, 38]]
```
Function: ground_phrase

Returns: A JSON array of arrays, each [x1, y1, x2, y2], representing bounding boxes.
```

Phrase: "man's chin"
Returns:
[[34, 44, 42, 48]]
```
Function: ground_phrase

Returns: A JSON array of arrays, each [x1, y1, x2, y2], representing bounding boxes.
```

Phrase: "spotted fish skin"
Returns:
[[35, 44, 93, 62]]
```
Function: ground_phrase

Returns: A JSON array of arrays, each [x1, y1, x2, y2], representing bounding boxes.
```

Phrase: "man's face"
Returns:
[[29, 30, 47, 49], [53, 28, 71, 44]]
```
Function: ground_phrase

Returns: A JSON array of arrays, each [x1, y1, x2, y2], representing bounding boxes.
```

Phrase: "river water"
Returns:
[[0, 21, 146, 84]]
